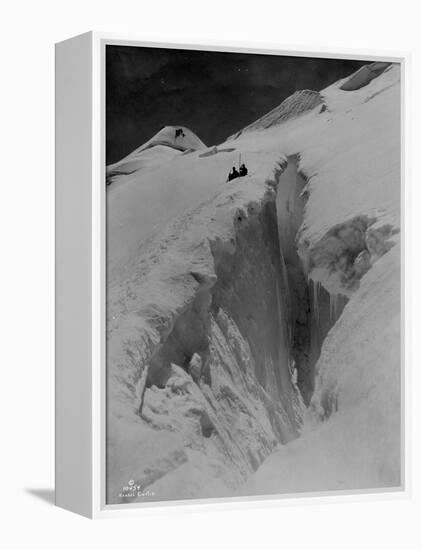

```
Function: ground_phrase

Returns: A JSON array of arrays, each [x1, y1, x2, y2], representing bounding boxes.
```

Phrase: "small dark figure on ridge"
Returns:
[[239, 163, 248, 177]]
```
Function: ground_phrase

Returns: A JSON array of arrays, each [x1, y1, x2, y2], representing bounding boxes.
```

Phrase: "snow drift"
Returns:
[[106, 62, 401, 503]]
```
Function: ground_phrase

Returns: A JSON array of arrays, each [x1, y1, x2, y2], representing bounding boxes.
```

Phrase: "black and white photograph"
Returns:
[[105, 46, 402, 505], [3, 0, 421, 545]]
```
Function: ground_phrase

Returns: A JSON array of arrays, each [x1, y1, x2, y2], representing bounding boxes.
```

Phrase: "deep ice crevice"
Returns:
[[273, 156, 348, 404], [108, 154, 368, 502], [107, 154, 397, 503], [107, 157, 313, 502]]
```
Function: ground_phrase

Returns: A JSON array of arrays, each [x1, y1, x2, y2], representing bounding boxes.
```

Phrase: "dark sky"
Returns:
[[106, 46, 367, 164]]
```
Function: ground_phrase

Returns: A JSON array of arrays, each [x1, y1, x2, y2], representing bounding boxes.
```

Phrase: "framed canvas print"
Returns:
[[55, 32, 407, 518]]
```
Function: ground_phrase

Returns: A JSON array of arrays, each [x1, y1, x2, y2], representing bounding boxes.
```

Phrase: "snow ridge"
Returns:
[[229, 90, 324, 139], [107, 126, 206, 183]]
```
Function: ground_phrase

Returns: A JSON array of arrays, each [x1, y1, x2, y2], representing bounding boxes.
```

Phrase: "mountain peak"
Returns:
[[106, 126, 206, 182], [144, 126, 207, 153]]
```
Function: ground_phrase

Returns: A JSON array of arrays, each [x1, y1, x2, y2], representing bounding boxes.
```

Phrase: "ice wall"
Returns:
[[106, 164, 306, 503], [274, 156, 347, 404]]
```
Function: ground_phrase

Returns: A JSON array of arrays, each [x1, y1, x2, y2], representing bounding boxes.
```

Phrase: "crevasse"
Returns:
[[107, 155, 352, 503]]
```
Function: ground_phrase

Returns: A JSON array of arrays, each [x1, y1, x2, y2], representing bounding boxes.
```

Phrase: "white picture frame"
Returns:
[[55, 31, 408, 518]]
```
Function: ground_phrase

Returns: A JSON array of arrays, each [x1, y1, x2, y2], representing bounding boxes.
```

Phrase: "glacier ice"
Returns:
[[106, 62, 401, 503]]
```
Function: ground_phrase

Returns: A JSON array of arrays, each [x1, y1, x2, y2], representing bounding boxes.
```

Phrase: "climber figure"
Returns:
[[175, 128, 185, 139], [239, 163, 248, 177], [227, 166, 240, 181]]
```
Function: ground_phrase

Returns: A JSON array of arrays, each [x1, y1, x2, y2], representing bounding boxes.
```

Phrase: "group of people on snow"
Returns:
[[175, 128, 186, 139], [227, 163, 248, 181]]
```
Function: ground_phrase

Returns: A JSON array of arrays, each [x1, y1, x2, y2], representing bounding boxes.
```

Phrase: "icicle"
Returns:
[[330, 292, 337, 321], [334, 293, 339, 321], [312, 279, 320, 326], [329, 293, 343, 323], [329, 292, 334, 321]]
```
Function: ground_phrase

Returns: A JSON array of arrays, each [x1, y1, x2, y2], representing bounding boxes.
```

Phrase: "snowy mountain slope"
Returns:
[[106, 138, 281, 279], [106, 62, 401, 503], [106, 144, 181, 183], [106, 125, 206, 183], [339, 61, 391, 91], [106, 155, 304, 502], [229, 89, 324, 139]]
